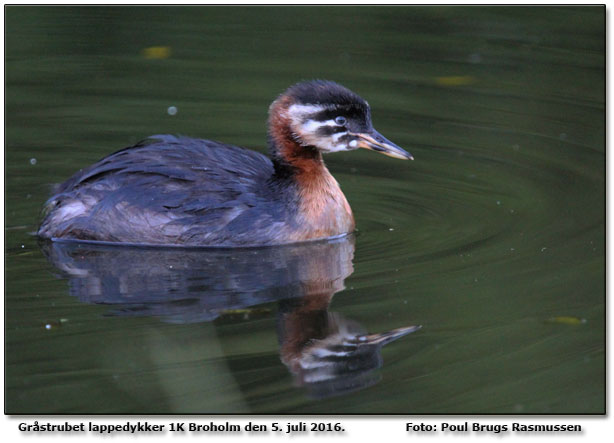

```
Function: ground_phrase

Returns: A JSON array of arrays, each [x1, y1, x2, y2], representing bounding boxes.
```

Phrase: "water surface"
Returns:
[[4, 6, 604, 414]]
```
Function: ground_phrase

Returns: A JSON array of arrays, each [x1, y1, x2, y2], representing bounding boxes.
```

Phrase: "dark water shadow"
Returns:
[[40, 236, 420, 399]]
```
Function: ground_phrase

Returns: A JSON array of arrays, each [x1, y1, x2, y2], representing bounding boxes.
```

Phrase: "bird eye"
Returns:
[[335, 116, 347, 126]]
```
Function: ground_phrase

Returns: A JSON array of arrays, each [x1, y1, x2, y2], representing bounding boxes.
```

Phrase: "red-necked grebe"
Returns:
[[38, 80, 412, 247]]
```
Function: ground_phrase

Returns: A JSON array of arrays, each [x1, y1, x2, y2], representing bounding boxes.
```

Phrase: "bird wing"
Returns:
[[40, 135, 290, 246]]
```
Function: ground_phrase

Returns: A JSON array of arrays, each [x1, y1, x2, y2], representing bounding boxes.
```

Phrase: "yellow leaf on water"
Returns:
[[546, 316, 587, 325], [142, 46, 171, 59], [435, 75, 476, 86]]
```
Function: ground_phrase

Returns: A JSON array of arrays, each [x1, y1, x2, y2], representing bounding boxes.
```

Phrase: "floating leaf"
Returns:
[[142, 46, 171, 59], [546, 316, 587, 325], [435, 75, 476, 86]]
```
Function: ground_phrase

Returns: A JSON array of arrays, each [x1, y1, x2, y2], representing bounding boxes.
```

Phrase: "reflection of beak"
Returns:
[[350, 129, 413, 160], [362, 325, 422, 346]]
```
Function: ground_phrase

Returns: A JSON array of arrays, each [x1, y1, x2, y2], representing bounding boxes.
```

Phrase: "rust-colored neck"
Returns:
[[268, 95, 324, 174]]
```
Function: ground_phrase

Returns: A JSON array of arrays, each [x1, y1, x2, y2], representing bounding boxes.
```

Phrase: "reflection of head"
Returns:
[[278, 299, 421, 399], [39, 236, 355, 323]]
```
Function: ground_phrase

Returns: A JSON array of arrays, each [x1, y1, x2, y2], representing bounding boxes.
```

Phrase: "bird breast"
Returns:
[[292, 166, 355, 242]]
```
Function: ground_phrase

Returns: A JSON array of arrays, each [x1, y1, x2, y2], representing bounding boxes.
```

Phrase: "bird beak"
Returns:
[[350, 129, 413, 160]]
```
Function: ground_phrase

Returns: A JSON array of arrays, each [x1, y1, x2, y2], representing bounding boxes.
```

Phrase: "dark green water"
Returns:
[[4, 6, 604, 414]]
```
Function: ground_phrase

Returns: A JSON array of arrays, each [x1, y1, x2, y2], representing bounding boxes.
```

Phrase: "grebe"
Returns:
[[38, 80, 412, 247]]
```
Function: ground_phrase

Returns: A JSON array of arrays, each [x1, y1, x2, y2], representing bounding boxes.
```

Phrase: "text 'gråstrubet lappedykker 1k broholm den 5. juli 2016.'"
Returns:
[[17, 421, 345, 435]]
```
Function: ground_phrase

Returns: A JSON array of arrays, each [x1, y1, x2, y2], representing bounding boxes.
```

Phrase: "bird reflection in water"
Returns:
[[40, 236, 420, 398]]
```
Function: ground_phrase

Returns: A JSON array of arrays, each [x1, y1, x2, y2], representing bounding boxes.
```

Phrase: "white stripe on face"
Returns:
[[287, 103, 327, 117], [301, 119, 338, 133]]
